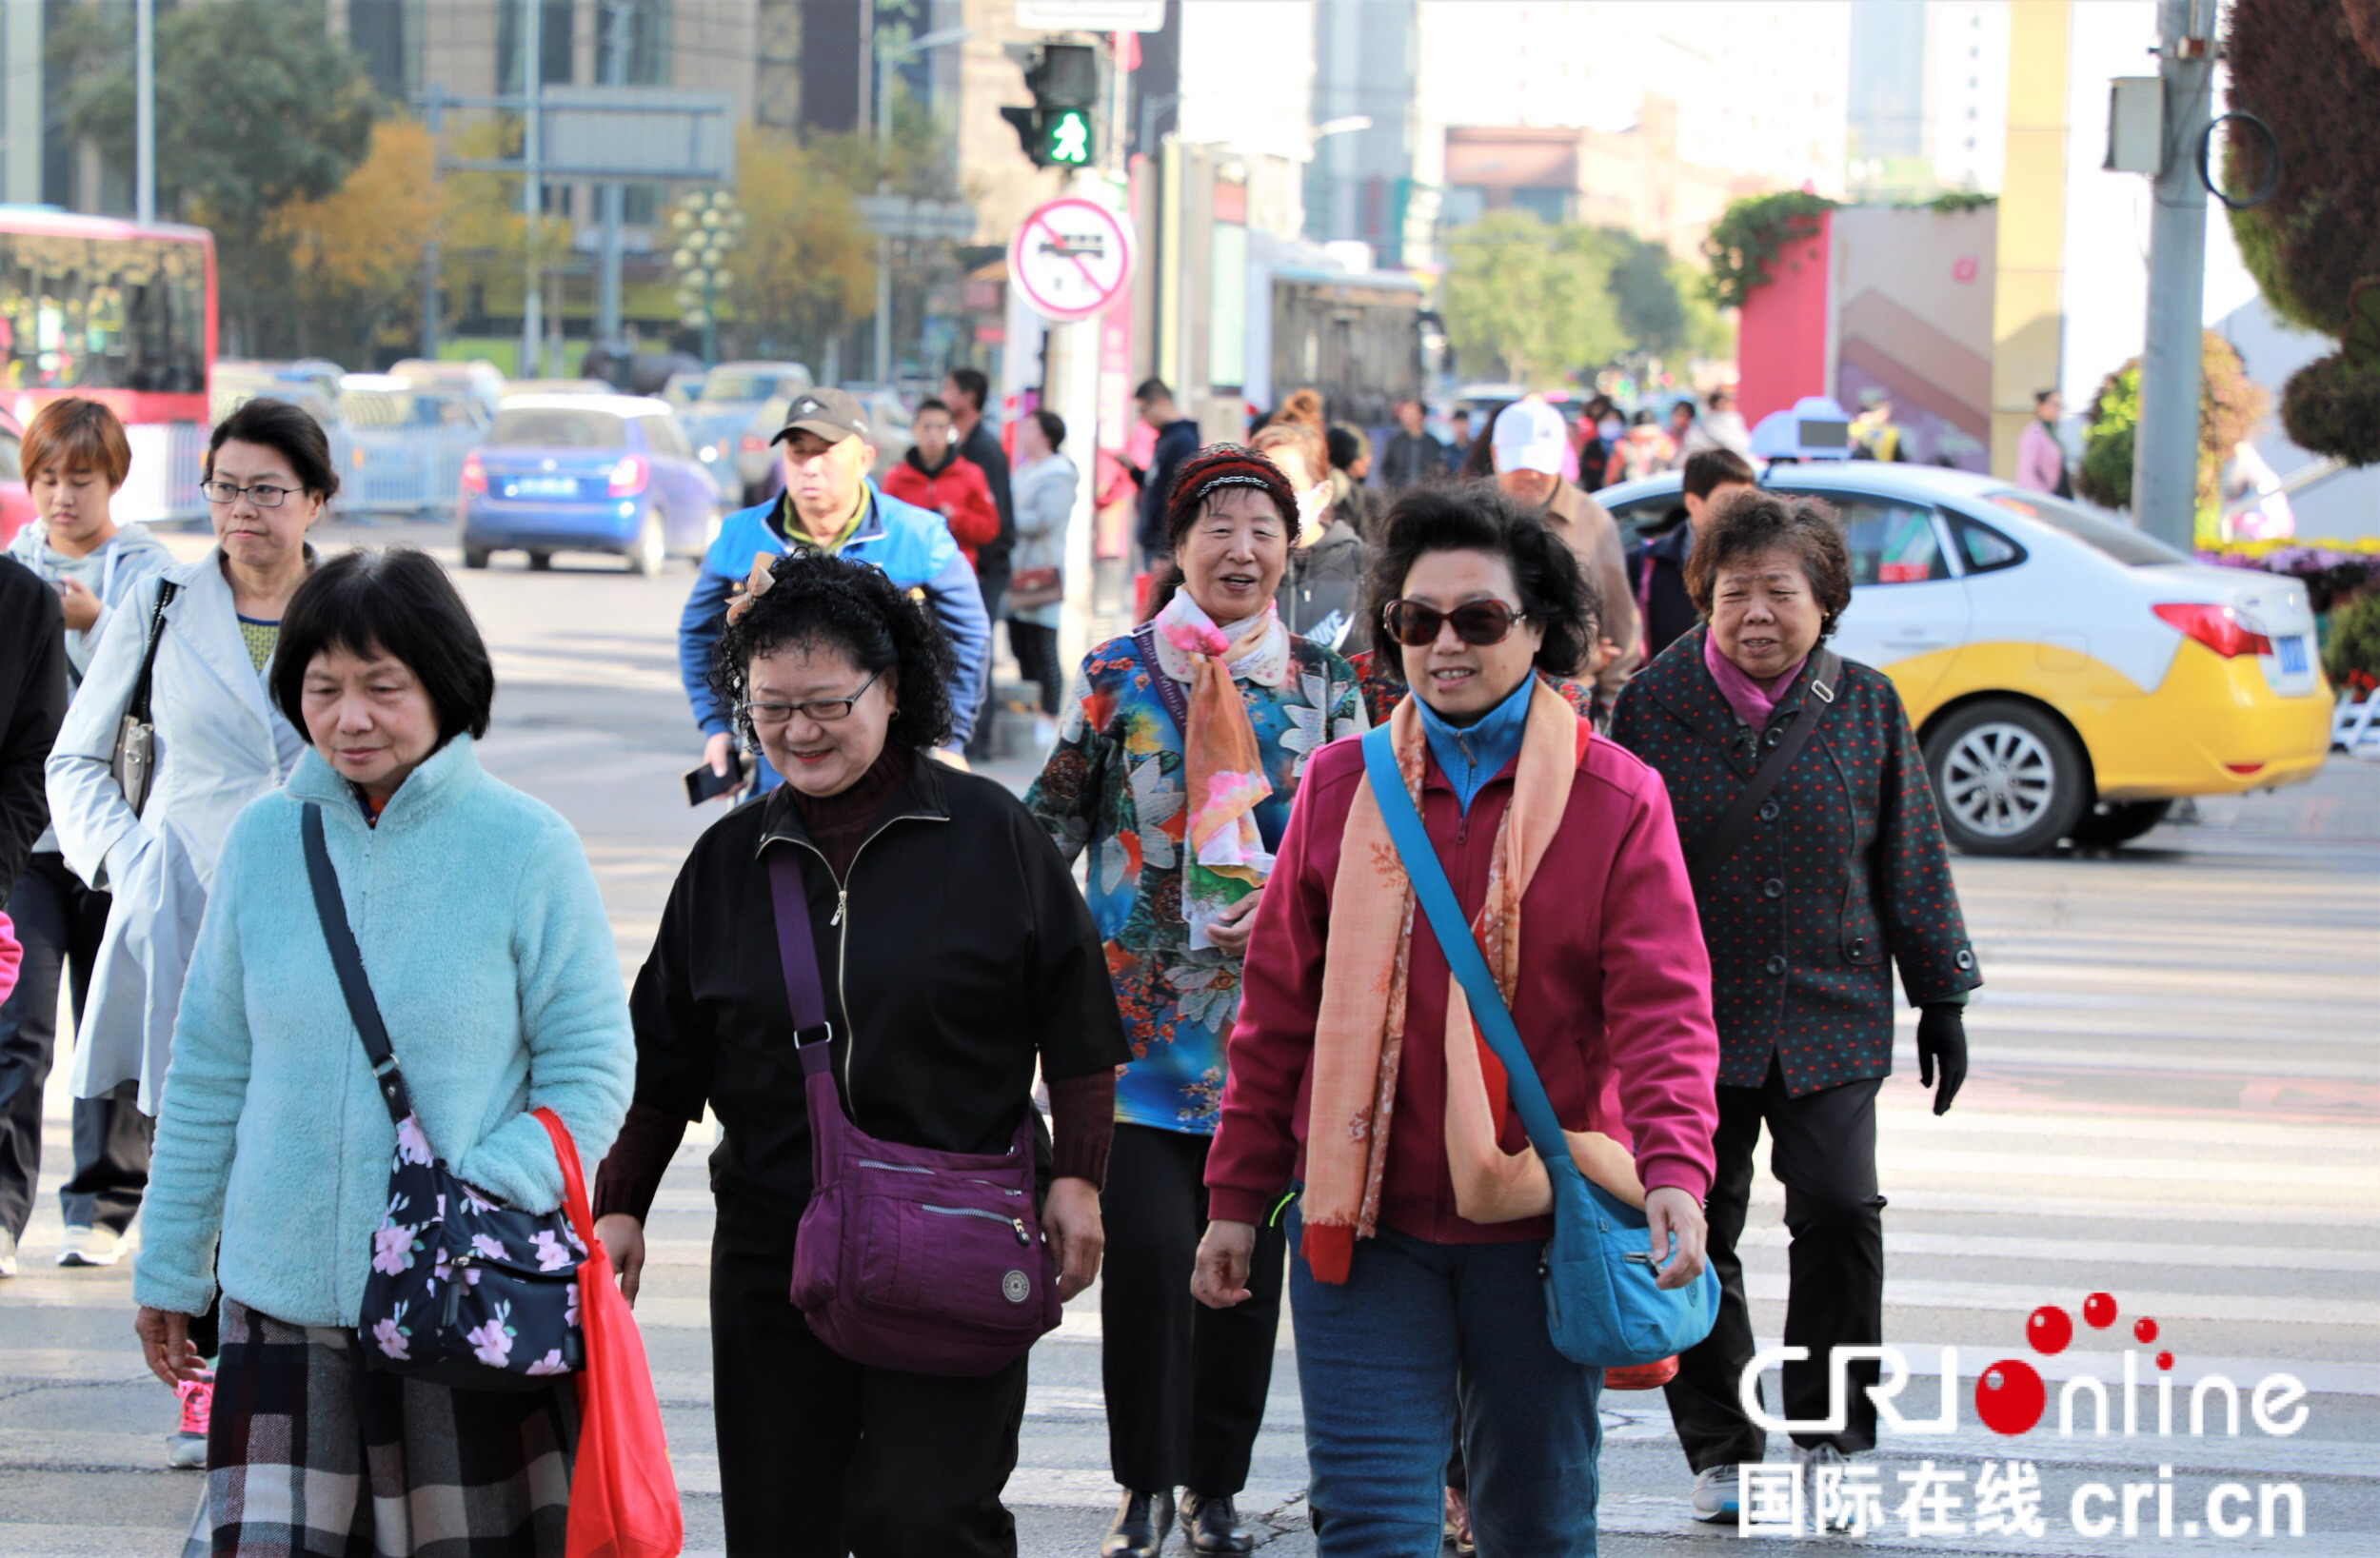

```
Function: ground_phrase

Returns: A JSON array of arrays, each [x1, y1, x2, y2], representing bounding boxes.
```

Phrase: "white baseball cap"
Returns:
[[1490, 399, 1568, 477]]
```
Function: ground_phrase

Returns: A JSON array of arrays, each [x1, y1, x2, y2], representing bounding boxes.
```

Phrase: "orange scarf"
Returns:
[[1299, 680, 1644, 1284]]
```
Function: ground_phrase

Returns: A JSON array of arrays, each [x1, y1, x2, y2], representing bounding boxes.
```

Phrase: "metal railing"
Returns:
[[331, 424, 485, 518], [118, 423, 209, 529]]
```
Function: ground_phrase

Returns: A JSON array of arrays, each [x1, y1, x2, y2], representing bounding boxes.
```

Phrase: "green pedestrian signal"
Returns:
[[1047, 109, 1093, 167], [1002, 42, 1102, 169]]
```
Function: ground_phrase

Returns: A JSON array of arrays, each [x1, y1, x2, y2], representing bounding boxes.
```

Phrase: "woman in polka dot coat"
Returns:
[[1608, 488, 1980, 1527]]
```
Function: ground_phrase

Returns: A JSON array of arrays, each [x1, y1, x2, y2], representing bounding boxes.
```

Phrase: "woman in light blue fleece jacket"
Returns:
[[132, 549, 632, 1556]]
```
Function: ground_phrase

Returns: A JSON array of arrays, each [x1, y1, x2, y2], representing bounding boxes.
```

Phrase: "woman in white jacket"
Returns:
[[1007, 409, 1078, 752], [44, 396, 330, 1465]]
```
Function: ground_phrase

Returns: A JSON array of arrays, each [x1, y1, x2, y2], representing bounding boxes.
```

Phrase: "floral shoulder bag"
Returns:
[[303, 802, 588, 1390]]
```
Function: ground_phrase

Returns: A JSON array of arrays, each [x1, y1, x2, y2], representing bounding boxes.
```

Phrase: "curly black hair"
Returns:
[[709, 548, 957, 752], [1361, 481, 1597, 682], [1683, 487, 1853, 640]]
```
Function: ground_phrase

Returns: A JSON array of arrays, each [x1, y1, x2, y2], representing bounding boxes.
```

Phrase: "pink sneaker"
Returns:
[[169, 1371, 213, 1469]]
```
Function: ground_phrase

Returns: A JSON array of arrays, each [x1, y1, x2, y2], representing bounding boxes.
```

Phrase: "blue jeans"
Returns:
[[1287, 1201, 1604, 1557]]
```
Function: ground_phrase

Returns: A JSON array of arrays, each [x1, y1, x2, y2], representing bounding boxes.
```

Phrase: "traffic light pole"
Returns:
[[2131, 0, 2216, 549]]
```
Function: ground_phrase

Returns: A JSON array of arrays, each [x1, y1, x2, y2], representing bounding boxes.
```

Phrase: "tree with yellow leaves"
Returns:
[[728, 126, 877, 364], [268, 118, 445, 365]]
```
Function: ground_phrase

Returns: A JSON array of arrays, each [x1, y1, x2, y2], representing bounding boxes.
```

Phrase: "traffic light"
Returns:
[[1001, 42, 1101, 169]]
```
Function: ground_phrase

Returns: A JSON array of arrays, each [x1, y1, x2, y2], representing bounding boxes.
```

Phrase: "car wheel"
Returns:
[[1923, 700, 2090, 858], [527, 550, 554, 572], [2069, 799, 2174, 850], [461, 542, 490, 570], [628, 512, 667, 577]]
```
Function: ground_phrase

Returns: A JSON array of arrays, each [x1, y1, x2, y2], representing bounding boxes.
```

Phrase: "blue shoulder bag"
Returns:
[[1359, 725, 1718, 1370]]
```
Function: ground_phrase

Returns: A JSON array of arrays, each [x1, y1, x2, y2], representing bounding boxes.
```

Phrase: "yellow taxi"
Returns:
[[1599, 464, 2333, 856]]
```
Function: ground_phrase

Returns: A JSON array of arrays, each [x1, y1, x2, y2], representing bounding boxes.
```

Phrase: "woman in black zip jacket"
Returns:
[[591, 549, 1129, 1558]]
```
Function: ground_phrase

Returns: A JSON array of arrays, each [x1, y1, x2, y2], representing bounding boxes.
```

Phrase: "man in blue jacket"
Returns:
[[681, 388, 989, 795], [1132, 378, 1202, 562]]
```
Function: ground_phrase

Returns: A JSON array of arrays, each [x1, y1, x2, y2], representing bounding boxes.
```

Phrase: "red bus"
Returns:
[[0, 207, 216, 524]]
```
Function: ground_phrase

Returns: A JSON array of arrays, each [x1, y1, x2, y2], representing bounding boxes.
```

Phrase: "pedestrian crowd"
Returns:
[[0, 378, 1978, 1558]]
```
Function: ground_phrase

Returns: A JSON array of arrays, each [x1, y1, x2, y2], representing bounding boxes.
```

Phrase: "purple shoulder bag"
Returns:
[[768, 848, 1061, 1376]]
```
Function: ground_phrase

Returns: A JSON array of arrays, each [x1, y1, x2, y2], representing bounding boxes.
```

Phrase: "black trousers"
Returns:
[[709, 1193, 1029, 1558], [1005, 620, 1062, 716], [1101, 1124, 1286, 1496], [1664, 1063, 1885, 1468], [0, 852, 150, 1240]]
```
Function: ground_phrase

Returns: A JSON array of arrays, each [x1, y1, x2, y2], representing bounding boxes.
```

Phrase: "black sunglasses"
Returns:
[[1382, 598, 1529, 648]]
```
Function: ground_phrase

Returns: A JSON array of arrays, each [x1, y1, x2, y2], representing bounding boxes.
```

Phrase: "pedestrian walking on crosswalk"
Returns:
[[130, 548, 634, 1553], [47, 398, 331, 1465], [1027, 445, 1364, 1558], [1609, 489, 1982, 1528], [1200, 485, 1720, 1556], [600, 549, 1127, 1557]]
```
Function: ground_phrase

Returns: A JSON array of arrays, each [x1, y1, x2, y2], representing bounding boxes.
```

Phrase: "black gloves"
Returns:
[[1916, 1004, 1967, 1115]]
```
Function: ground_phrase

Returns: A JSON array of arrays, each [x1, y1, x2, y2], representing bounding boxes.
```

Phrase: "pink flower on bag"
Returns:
[[470, 1233, 507, 1262], [432, 1246, 453, 1284], [395, 1116, 433, 1166], [529, 1230, 573, 1272], [372, 1224, 417, 1275], [525, 1349, 569, 1376], [371, 1317, 410, 1360], [466, 1317, 514, 1368], [565, 1283, 580, 1328]]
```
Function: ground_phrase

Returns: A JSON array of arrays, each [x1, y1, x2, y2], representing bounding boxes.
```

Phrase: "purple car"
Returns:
[[460, 393, 723, 574]]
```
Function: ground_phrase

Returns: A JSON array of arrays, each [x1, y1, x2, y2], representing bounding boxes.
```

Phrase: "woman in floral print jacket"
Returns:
[[1607, 489, 1980, 1528], [1027, 445, 1362, 1557]]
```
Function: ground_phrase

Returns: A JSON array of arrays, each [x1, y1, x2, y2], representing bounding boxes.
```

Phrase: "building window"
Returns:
[[619, 0, 674, 87], [497, 0, 576, 94]]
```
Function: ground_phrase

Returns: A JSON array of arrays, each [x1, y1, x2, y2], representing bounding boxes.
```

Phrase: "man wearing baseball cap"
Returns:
[[1490, 397, 1639, 709], [679, 387, 991, 794]]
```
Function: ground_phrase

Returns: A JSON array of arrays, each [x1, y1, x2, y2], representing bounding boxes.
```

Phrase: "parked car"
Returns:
[[683, 361, 816, 500], [210, 358, 346, 426], [387, 358, 507, 420], [1596, 463, 2333, 856], [0, 410, 31, 545], [459, 394, 720, 576]]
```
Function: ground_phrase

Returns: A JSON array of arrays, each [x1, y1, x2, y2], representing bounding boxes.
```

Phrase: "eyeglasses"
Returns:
[[1381, 598, 1529, 648], [737, 668, 883, 727], [201, 480, 299, 508]]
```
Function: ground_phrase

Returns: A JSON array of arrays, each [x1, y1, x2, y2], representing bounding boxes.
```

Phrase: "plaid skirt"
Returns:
[[182, 1298, 580, 1558]]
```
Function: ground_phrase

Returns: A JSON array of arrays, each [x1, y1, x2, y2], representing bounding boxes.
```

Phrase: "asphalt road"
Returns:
[[4, 522, 2377, 1556]]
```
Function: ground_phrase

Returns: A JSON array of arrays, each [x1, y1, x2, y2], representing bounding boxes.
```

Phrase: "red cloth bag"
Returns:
[[534, 1109, 684, 1558]]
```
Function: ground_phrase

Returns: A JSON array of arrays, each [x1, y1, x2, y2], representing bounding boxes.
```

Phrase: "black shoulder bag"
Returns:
[[1691, 649, 1842, 875], [302, 802, 586, 1390], [109, 581, 179, 814]]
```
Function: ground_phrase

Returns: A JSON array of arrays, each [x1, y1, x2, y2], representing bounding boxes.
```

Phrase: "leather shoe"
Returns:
[[1100, 1489, 1174, 1558], [1180, 1489, 1257, 1554]]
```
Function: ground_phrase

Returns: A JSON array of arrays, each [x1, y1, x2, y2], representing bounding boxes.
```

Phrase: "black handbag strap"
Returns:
[[301, 802, 416, 1127], [1131, 621, 1193, 734], [1691, 649, 1842, 876], [129, 581, 179, 721]]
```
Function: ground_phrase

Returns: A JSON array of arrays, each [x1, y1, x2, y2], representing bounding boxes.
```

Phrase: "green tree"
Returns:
[[1439, 211, 1623, 385], [2073, 332, 2268, 545], [54, 0, 376, 356], [2224, 0, 2380, 464], [1606, 233, 1686, 359]]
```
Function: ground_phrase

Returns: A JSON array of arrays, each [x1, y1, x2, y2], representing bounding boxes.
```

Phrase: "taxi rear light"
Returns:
[[460, 453, 487, 496], [608, 454, 648, 497], [2224, 762, 2266, 776], [2152, 602, 2272, 659]]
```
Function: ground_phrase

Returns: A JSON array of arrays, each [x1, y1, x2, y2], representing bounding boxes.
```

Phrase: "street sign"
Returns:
[[539, 88, 736, 182], [1009, 198, 1134, 323], [854, 194, 979, 243], [1017, 0, 1166, 31]]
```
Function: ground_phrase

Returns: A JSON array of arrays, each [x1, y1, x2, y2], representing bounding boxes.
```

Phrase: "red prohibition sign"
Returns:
[[1010, 197, 1134, 322]]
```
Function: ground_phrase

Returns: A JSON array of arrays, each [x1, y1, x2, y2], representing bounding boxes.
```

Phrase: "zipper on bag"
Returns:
[[922, 1205, 1033, 1245]]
